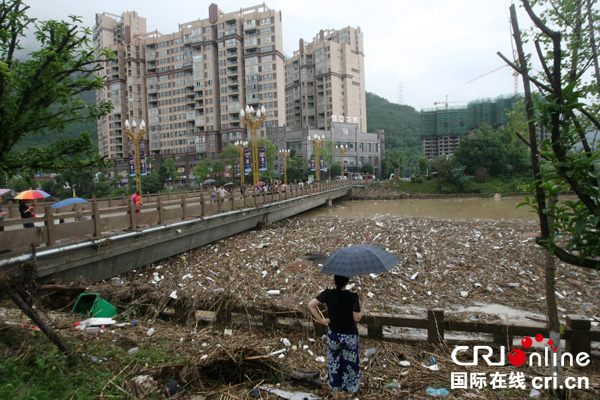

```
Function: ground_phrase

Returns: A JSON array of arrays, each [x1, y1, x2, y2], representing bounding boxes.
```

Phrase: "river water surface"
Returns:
[[301, 196, 537, 220]]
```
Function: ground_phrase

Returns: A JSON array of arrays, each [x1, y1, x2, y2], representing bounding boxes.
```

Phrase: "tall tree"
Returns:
[[501, 1, 600, 395], [0, 0, 112, 180]]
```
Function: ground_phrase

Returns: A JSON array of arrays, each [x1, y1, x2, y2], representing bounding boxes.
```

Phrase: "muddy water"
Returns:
[[300, 196, 537, 220]]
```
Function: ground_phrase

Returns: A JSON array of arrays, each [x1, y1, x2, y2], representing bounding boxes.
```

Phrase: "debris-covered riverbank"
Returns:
[[2, 214, 599, 399]]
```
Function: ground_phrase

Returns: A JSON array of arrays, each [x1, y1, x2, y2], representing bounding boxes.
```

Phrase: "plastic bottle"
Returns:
[[147, 327, 155, 336], [127, 347, 139, 355], [426, 387, 449, 396]]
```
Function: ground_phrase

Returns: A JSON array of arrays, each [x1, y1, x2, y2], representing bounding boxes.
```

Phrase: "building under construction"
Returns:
[[421, 94, 520, 159]]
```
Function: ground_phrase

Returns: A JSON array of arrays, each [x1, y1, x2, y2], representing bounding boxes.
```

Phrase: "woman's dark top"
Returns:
[[316, 289, 360, 335], [19, 202, 32, 219]]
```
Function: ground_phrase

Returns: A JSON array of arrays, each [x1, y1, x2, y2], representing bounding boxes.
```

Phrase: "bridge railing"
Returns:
[[0, 181, 351, 253]]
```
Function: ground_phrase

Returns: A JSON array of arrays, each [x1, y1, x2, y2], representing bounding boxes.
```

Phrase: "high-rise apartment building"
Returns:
[[94, 11, 148, 166], [94, 4, 369, 182], [94, 4, 285, 179], [284, 27, 366, 132]]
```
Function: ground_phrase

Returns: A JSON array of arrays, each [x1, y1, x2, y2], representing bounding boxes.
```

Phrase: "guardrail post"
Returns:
[[44, 206, 55, 247], [92, 202, 101, 239], [262, 312, 276, 331], [566, 315, 591, 356], [215, 305, 231, 323], [157, 196, 164, 225], [493, 325, 512, 348], [108, 194, 113, 208], [367, 313, 383, 339], [181, 195, 187, 220], [427, 309, 445, 343]]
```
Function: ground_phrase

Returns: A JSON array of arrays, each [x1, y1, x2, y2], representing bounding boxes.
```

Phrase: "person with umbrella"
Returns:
[[307, 244, 401, 398], [308, 276, 366, 398], [19, 200, 35, 228]]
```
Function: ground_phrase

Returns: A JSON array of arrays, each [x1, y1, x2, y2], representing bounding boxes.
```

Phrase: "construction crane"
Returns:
[[466, 64, 519, 100], [433, 95, 466, 109]]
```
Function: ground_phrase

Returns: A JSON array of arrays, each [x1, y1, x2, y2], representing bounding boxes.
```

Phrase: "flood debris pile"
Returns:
[[95, 215, 600, 327], [3, 215, 600, 399]]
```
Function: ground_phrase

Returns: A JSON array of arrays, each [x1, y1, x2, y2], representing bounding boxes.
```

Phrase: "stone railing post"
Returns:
[[44, 206, 55, 247], [92, 202, 101, 239], [157, 196, 164, 225], [181, 195, 187, 220], [128, 199, 136, 229]]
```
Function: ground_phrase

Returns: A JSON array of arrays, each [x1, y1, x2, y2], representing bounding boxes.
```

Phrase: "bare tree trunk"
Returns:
[[0, 281, 73, 356]]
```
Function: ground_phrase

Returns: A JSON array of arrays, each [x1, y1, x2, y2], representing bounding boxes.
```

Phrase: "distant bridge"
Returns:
[[0, 182, 359, 283]]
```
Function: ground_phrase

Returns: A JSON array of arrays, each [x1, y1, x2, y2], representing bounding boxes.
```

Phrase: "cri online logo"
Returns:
[[451, 333, 590, 367]]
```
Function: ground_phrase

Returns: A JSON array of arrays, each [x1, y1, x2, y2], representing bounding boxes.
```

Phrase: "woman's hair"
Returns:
[[334, 275, 350, 291]]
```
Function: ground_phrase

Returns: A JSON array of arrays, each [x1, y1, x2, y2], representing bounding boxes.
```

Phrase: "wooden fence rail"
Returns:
[[201, 304, 598, 355]]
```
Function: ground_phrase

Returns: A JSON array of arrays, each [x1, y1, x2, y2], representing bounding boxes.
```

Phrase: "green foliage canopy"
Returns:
[[0, 0, 112, 180]]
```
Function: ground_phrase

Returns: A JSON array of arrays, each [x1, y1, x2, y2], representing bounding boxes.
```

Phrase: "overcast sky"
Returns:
[[24, 0, 532, 111]]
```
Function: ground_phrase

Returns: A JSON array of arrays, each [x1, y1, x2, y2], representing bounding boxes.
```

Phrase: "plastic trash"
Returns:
[[267, 289, 280, 295], [384, 381, 402, 390], [162, 379, 184, 397], [398, 360, 411, 367], [146, 327, 155, 336], [281, 338, 291, 346], [365, 348, 378, 359], [127, 347, 139, 355], [429, 356, 436, 364], [426, 387, 449, 396], [529, 388, 541, 398]]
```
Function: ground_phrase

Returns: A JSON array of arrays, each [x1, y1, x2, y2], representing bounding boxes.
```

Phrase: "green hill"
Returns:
[[366, 92, 422, 160], [12, 90, 98, 152]]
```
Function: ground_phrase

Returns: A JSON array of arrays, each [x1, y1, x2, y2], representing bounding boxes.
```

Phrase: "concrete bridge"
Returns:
[[0, 182, 359, 283]]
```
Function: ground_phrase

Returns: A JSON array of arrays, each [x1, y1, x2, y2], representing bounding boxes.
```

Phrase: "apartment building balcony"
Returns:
[[227, 67, 239, 75], [227, 77, 239, 85], [246, 94, 260, 103], [244, 38, 258, 49]]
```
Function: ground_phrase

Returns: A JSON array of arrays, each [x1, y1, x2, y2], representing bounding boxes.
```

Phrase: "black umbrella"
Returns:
[[320, 245, 401, 277]]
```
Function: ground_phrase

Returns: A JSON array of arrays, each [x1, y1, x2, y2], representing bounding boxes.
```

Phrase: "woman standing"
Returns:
[[308, 275, 366, 398], [19, 199, 35, 228]]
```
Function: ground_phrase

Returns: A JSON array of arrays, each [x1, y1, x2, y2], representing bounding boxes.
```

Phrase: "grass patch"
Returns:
[[0, 326, 170, 399]]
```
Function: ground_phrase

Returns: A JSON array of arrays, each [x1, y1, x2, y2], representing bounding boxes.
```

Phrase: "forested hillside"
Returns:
[[13, 90, 98, 152], [366, 92, 422, 159]]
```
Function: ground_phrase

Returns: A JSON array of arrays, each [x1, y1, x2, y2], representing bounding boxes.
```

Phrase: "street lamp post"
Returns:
[[336, 144, 348, 178], [125, 119, 146, 192], [240, 105, 266, 187], [234, 140, 248, 185], [278, 149, 290, 185], [308, 134, 326, 182]]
